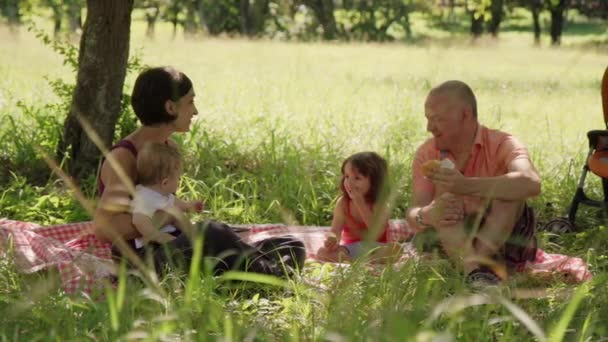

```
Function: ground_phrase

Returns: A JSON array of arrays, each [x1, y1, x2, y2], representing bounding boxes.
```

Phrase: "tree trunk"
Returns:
[[531, 2, 541, 45], [67, 0, 82, 33], [304, 0, 337, 40], [2, 0, 21, 28], [471, 12, 484, 38], [184, 1, 197, 37], [195, 0, 208, 33], [239, 0, 269, 37], [488, 0, 503, 37], [51, 4, 62, 38], [549, 0, 566, 45], [57, 0, 134, 180], [145, 5, 159, 39]]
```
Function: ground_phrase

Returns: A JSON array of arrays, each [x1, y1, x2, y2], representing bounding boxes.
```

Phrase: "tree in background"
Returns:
[[66, 0, 82, 33], [57, 0, 134, 180], [240, 0, 270, 36], [529, 0, 543, 44], [0, 0, 22, 29], [571, 0, 608, 19], [487, 0, 503, 37], [468, 0, 489, 38], [43, 0, 63, 37], [548, 0, 566, 45], [301, 0, 337, 39], [140, 0, 162, 39]]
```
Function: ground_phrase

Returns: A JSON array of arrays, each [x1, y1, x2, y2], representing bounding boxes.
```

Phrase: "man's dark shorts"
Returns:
[[413, 204, 537, 268]]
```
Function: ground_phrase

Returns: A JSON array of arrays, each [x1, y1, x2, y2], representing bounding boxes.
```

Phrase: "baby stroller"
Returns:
[[544, 66, 608, 233]]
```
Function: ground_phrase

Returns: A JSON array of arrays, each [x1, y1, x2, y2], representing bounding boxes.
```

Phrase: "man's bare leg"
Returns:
[[435, 222, 477, 273], [473, 200, 524, 272]]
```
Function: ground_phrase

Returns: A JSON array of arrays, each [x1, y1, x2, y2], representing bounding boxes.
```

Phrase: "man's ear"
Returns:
[[461, 104, 473, 121], [165, 100, 177, 117]]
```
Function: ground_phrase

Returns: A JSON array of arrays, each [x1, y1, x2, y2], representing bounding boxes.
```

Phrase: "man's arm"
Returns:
[[431, 158, 541, 201]]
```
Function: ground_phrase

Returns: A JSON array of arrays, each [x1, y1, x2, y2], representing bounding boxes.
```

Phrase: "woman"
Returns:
[[93, 66, 304, 276]]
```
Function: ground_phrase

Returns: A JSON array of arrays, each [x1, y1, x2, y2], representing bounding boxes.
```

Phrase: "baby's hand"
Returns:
[[190, 200, 205, 213]]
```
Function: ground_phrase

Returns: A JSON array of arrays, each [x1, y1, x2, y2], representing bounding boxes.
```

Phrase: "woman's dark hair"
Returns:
[[131, 66, 193, 126], [340, 151, 388, 203]]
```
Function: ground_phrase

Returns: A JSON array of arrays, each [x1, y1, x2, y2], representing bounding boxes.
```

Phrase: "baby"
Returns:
[[131, 142, 203, 248]]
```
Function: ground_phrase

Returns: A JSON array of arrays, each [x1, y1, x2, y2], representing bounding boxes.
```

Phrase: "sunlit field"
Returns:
[[0, 16, 607, 340]]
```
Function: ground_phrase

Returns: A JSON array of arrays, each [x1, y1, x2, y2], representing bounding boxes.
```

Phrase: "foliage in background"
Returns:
[[2, 0, 607, 43]]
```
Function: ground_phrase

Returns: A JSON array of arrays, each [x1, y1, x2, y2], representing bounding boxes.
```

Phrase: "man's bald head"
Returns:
[[427, 80, 478, 119]]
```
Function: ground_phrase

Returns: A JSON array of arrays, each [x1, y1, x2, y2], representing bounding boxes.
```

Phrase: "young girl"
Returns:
[[317, 152, 399, 262]]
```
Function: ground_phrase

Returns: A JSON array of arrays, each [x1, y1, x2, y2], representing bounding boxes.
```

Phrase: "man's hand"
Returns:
[[429, 167, 469, 195], [424, 192, 464, 227]]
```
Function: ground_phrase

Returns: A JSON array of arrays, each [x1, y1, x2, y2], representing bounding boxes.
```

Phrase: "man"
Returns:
[[406, 80, 541, 284]]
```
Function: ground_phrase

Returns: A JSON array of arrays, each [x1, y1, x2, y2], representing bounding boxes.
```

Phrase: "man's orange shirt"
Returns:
[[412, 125, 531, 215]]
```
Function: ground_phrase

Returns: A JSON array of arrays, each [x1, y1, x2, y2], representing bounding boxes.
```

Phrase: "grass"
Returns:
[[0, 13, 608, 341]]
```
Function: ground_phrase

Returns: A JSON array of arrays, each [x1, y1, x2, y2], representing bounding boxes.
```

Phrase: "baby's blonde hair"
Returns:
[[136, 142, 183, 186]]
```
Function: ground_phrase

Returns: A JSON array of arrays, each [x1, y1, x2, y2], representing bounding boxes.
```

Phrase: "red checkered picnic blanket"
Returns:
[[0, 218, 592, 296], [0, 219, 114, 295]]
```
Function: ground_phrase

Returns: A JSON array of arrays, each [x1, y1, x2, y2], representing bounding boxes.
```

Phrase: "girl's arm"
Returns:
[[351, 194, 391, 239], [329, 197, 346, 240]]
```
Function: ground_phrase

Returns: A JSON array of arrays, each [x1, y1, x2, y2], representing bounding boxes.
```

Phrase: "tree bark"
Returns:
[[549, 0, 566, 45], [57, 0, 134, 180]]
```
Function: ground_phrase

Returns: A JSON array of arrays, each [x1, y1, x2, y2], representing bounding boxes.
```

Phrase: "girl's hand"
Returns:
[[346, 185, 366, 205], [324, 235, 338, 249]]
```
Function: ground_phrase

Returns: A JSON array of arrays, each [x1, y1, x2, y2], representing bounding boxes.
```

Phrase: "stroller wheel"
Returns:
[[543, 218, 576, 234]]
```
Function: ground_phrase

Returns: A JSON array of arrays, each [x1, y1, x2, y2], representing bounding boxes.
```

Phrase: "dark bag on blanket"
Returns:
[[151, 220, 305, 277]]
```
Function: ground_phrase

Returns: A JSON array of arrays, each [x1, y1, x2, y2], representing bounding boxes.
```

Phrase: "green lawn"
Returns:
[[0, 17, 607, 340]]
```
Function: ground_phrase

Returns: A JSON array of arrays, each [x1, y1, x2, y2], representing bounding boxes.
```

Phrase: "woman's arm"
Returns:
[[92, 148, 140, 243]]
